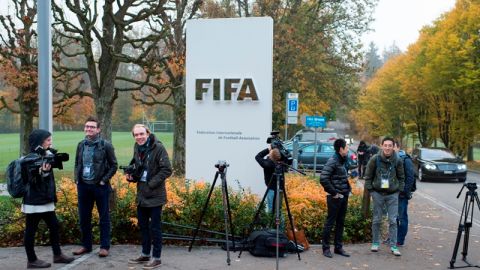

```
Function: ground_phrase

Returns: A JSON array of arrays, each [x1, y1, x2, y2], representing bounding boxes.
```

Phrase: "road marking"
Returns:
[[57, 248, 99, 270], [416, 191, 480, 228]]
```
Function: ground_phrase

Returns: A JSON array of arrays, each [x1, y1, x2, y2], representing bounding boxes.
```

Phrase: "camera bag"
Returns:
[[247, 229, 289, 257]]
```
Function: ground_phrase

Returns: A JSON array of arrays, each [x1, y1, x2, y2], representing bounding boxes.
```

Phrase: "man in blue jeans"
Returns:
[[394, 141, 415, 246], [73, 116, 118, 258]]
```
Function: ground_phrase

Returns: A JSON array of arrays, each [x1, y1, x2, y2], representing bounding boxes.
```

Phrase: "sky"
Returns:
[[363, 0, 457, 52]]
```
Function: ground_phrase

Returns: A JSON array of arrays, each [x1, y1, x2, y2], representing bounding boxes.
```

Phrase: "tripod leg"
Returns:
[[461, 196, 475, 262], [283, 189, 301, 261], [449, 192, 469, 268], [223, 176, 236, 251], [188, 172, 219, 252], [220, 172, 231, 265]]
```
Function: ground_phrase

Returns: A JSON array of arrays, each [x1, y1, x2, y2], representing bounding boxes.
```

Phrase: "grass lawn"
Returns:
[[0, 131, 173, 182]]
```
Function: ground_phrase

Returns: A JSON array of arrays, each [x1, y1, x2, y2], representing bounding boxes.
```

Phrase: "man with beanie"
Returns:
[[320, 138, 351, 258], [127, 124, 172, 269], [73, 116, 118, 257], [22, 129, 74, 268]]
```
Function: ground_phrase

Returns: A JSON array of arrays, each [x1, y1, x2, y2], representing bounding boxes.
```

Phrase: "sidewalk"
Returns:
[[1, 191, 479, 270]]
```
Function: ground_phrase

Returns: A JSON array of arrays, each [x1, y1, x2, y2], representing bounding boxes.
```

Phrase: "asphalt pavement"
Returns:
[[1, 186, 479, 270]]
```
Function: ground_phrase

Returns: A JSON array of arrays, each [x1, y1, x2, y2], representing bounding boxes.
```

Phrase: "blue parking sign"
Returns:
[[306, 116, 326, 128], [288, 100, 298, 112]]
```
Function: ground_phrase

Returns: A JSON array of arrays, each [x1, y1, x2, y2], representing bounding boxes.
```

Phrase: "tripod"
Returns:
[[239, 162, 303, 269], [188, 161, 236, 266], [449, 182, 480, 269]]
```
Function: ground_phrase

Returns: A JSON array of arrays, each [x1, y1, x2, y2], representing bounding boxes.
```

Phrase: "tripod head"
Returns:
[[215, 160, 229, 173], [456, 182, 477, 199]]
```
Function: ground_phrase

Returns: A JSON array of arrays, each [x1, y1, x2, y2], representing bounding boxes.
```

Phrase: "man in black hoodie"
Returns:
[[22, 129, 74, 268], [127, 124, 172, 270], [320, 138, 351, 258], [73, 116, 118, 258]]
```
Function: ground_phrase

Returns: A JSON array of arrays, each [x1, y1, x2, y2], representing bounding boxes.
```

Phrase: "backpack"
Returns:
[[398, 153, 416, 192], [247, 229, 289, 257], [6, 157, 27, 198]]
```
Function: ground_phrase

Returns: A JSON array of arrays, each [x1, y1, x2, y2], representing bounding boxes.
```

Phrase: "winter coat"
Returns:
[[132, 134, 172, 207], [364, 152, 405, 194], [74, 137, 118, 185], [22, 152, 57, 205], [255, 148, 284, 190], [320, 153, 351, 196]]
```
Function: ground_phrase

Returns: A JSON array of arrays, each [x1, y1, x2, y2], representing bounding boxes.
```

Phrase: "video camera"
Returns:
[[28, 148, 69, 170], [266, 131, 292, 165], [215, 160, 229, 172], [119, 164, 143, 182]]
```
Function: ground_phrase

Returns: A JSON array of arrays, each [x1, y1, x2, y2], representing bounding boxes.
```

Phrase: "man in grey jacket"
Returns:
[[364, 137, 405, 256]]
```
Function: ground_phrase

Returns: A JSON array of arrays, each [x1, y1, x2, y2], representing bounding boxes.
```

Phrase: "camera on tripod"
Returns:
[[27, 148, 69, 170], [464, 182, 477, 191], [215, 160, 229, 172], [266, 131, 292, 165]]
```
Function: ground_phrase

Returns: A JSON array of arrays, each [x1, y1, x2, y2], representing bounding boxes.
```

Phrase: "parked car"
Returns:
[[292, 129, 338, 142], [285, 141, 357, 172], [411, 147, 467, 182]]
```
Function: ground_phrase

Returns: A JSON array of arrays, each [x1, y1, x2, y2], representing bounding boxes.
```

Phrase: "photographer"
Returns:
[[126, 124, 172, 269], [21, 129, 74, 268], [255, 146, 284, 215]]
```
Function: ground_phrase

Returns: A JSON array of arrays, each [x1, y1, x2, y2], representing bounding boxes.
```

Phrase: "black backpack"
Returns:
[[247, 229, 289, 257], [6, 153, 40, 198], [399, 153, 416, 192]]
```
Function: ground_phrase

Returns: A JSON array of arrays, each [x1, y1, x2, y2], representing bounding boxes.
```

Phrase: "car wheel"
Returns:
[[418, 168, 424, 182], [458, 177, 466, 182]]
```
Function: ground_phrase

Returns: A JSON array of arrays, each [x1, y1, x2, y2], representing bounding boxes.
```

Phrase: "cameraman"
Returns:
[[255, 146, 283, 214], [126, 124, 172, 269], [21, 129, 74, 268]]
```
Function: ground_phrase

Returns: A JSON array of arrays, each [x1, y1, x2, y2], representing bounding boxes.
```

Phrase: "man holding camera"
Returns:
[[73, 116, 118, 258], [126, 124, 172, 269], [255, 146, 283, 215], [320, 138, 351, 258]]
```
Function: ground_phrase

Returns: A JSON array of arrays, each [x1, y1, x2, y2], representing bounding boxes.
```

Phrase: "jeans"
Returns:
[[138, 206, 163, 259], [371, 191, 399, 247], [397, 197, 409, 245], [322, 194, 349, 250], [266, 188, 285, 231], [77, 181, 111, 250], [25, 212, 62, 262]]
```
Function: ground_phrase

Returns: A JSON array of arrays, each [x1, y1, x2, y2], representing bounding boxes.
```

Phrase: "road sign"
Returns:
[[287, 93, 298, 117], [305, 116, 326, 128]]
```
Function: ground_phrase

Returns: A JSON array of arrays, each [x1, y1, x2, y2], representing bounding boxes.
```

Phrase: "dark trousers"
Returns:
[[24, 211, 62, 262], [77, 181, 111, 250], [397, 197, 409, 245], [138, 206, 163, 259], [322, 194, 349, 250]]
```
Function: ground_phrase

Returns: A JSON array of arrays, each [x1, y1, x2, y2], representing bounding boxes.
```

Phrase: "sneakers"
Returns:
[[98, 249, 109, 257], [27, 259, 51, 268], [391, 246, 401, 256], [370, 243, 379, 252], [128, 256, 151, 264], [143, 259, 162, 269]]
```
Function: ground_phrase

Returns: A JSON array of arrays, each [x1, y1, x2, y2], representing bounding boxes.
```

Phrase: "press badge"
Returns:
[[83, 166, 91, 177], [140, 170, 148, 182], [381, 176, 389, 189]]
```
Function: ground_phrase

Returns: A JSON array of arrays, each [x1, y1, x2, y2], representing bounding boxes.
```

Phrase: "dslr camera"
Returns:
[[120, 164, 143, 182], [28, 148, 69, 170], [266, 131, 292, 165]]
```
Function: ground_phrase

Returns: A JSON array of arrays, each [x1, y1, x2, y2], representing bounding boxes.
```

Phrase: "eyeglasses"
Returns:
[[84, 125, 97, 129]]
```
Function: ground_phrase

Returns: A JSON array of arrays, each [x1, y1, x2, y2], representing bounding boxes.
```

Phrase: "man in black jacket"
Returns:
[[255, 147, 282, 214], [320, 138, 351, 258], [127, 124, 172, 270], [73, 116, 118, 258]]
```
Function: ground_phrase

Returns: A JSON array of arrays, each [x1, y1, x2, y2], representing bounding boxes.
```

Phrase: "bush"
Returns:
[[0, 173, 372, 247]]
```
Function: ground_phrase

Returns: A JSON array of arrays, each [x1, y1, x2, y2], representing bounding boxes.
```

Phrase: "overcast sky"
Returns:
[[363, 0, 457, 52]]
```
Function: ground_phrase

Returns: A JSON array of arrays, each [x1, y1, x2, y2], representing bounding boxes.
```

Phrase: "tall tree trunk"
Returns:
[[95, 88, 115, 142], [467, 145, 474, 161], [19, 106, 34, 156], [172, 88, 185, 175]]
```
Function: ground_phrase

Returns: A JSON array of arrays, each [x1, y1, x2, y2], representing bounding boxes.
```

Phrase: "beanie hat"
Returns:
[[29, 129, 52, 152]]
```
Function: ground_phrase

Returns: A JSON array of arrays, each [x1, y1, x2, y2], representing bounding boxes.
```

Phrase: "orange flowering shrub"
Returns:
[[0, 172, 371, 246]]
